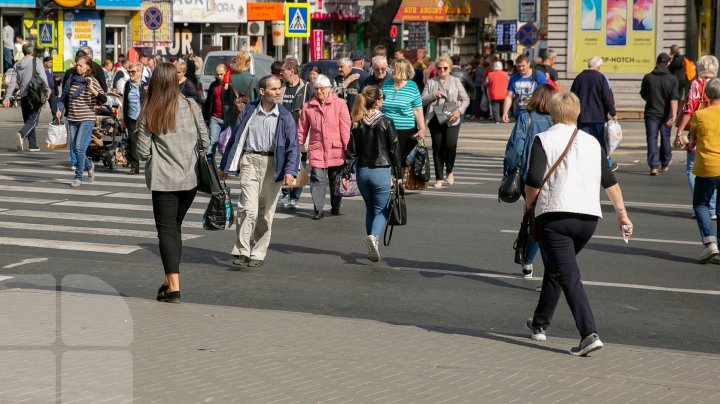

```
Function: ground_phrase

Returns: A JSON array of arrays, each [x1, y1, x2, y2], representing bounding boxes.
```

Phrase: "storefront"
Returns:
[[0, 0, 41, 75]]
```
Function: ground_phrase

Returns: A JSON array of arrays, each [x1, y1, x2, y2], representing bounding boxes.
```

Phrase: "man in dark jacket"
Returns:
[[43, 56, 59, 119], [202, 63, 227, 155], [122, 63, 147, 174], [669, 45, 689, 101], [219, 75, 299, 268], [640, 53, 679, 175], [570, 56, 617, 169], [278, 58, 313, 209], [450, 55, 476, 119]]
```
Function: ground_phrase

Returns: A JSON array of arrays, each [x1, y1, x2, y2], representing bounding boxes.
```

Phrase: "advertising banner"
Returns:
[[572, 0, 656, 74], [173, 0, 248, 23], [0, 0, 35, 6], [61, 10, 102, 70], [394, 0, 447, 22], [310, 29, 323, 61], [248, 2, 284, 21]]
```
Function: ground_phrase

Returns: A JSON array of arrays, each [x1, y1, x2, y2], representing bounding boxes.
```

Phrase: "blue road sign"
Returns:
[[144, 7, 163, 31], [285, 3, 310, 38], [516, 23, 538, 48]]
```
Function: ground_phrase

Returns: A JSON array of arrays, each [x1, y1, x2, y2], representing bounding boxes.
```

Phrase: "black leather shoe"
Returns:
[[159, 290, 180, 303], [156, 283, 168, 301], [330, 208, 340, 215], [312, 211, 324, 220], [232, 255, 250, 266]]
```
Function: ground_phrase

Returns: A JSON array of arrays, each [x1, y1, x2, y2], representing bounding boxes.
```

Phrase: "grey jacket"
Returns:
[[421, 75, 470, 127], [4, 55, 48, 99], [137, 98, 210, 192]]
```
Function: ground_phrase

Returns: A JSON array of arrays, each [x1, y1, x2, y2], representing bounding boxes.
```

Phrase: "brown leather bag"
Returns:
[[229, 78, 254, 120]]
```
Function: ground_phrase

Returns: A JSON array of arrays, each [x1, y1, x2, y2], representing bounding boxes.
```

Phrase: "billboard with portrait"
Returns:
[[61, 10, 102, 71], [572, 0, 655, 74]]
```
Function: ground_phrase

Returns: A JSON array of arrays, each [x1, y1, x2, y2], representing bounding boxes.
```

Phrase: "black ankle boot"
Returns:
[[156, 284, 168, 301], [159, 290, 181, 303]]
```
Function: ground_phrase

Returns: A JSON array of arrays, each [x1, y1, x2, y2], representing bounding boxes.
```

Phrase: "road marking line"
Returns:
[[392, 267, 720, 296], [0, 209, 199, 227], [0, 237, 141, 254], [0, 185, 111, 196], [2, 258, 49, 268], [0, 174, 148, 188], [51, 200, 206, 215], [0, 167, 142, 178], [0, 222, 202, 240], [0, 196, 61, 204], [499, 230, 697, 245], [0, 276, 14, 282]]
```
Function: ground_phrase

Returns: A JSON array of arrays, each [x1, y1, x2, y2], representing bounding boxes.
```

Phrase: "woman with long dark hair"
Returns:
[[136, 62, 209, 303], [57, 55, 107, 187], [342, 85, 402, 262]]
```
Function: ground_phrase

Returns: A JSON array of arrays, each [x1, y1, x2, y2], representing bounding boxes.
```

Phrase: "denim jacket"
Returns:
[[503, 110, 553, 180]]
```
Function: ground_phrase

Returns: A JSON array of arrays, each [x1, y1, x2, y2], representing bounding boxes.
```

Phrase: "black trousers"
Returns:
[[396, 128, 418, 167], [151, 188, 197, 274], [125, 118, 139, 169], [428, 117, 461, 181], [19, 96, 41, 149], [532, 212, 599, 338]]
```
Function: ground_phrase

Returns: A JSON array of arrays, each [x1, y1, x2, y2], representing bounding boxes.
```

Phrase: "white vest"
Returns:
[[535, 124, 603, 218]]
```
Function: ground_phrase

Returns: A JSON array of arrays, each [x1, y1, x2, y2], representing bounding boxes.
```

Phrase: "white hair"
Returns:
[[372, 55, 388, 68], [314, 74, 332, 88], [697, 55, 719, 78], [493, 61, 503, 71], [588, 56, 603, 68], [337, 58, 352, 68]]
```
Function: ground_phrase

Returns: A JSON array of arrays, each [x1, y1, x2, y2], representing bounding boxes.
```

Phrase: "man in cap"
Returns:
[[350, 50, 369, 83]]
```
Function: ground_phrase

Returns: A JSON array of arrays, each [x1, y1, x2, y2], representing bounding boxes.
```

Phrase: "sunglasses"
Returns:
[[381, 94, 386, 100], [128, 70, 137, 73], [437, 66, 450, 70]]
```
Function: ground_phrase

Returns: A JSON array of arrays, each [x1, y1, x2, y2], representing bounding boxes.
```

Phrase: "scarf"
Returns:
[[362, 109, 384, 126], [68, 75, 89, 100]]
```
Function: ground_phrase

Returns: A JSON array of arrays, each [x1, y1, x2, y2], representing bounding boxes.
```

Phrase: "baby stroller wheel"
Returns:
[[104, 151, 116, 170]]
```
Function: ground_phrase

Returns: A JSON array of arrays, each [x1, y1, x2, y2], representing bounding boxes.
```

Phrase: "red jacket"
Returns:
[[298, 93, 351, 169], [487, 71, 509, 101]]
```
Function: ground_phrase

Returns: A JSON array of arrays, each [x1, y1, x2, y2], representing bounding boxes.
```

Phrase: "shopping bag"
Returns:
[[605, 120, 622, 155], [334, 172, 361, 197], [202, 183, 234, 231], [46, 120, 67, 149], [217, 126, 233, 155]]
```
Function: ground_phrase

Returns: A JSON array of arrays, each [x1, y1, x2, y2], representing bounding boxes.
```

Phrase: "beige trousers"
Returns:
[[231, 153, 284, 260]]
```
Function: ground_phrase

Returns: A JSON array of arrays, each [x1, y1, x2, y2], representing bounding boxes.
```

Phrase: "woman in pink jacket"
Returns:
[[298, 74, 351, 220]]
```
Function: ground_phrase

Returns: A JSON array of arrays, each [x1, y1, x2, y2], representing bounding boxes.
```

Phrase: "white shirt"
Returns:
[[2, 25, 13, 50]]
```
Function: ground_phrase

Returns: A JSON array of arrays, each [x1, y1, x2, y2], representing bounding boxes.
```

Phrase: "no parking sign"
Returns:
[[516, 23, 539, 48]]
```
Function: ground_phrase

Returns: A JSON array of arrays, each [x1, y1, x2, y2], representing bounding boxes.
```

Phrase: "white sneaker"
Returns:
[[712, 214, 717, 220], [70, 179, 82, 187], [525, 318, 546, 341], [278, 195, 290, 208], [699, 243, 719, 263], [522, 263, 533, 278], [365, 235, 380, 262], [15, 133, 24, 152], [87, 163, 95, 183], [569, 333, 603, 356], [288, 199, 299, 209]]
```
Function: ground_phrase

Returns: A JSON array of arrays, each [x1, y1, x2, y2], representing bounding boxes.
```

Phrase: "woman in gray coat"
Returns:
[[422, 55, 470, 188], [137, 62, 209, 303]]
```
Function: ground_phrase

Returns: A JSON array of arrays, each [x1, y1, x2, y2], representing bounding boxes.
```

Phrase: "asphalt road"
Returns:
[[0, 117, 718, 355]]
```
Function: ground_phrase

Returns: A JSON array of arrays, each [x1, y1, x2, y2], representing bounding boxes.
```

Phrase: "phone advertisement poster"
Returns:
[[572, 0, 655, 74]]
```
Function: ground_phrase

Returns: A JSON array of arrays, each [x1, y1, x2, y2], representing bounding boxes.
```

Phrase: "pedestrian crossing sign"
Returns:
[[37, 21, 56, 48], [284, 3, 311, 38]]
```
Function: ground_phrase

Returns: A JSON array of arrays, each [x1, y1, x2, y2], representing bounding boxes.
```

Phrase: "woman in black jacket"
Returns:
[[342, 85, 402, 262]]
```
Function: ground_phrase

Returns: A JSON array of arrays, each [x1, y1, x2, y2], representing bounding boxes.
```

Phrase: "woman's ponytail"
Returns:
[[351, 93, 368, 129]]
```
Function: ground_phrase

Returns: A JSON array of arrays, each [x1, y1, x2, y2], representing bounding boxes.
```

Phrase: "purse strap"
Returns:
[[531, 127, 579, 206]]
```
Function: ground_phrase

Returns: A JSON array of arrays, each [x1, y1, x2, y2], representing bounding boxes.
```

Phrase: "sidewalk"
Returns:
[[1, 287, 718, 403]]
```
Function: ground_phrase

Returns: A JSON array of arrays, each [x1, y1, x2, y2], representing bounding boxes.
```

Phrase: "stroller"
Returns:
[[87, 93, 127, 170], [1, 68, 19, 107]]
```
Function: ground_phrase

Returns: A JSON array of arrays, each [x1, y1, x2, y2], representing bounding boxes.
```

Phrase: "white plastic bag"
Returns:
[[46, 121, 67, 149], [605, 120, 622, 155]]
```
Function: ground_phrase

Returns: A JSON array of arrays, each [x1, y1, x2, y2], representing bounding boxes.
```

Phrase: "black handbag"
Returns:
[[514, 212, 530, 264], [498, 164, 522, 203], [186, 99, 222, 195], [384, 169, 407, 246], [413, 141, 431, 182], [202, 182, 234, 231]]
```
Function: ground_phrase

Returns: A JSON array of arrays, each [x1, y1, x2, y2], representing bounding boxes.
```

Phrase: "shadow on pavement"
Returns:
[[585, 242, 697, 264]]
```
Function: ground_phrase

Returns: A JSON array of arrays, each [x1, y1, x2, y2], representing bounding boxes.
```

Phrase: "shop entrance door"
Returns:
[[105, 26, 126, 63]]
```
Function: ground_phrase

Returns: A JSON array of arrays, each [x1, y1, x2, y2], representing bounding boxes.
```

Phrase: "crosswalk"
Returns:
[[0, 150, 505, 256]]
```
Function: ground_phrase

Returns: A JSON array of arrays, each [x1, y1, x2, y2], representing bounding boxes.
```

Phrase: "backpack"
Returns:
[[26, 57, 48, 110], [684, 57, 697, 82]]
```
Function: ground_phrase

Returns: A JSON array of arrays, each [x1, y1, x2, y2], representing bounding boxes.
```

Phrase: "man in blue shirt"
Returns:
[[502, 54, 547, 122], [122, 63, 146, 175]]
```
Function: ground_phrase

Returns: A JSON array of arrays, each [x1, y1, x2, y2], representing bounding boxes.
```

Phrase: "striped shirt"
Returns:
[[67, 77, 104, 122], [381, 79, 421, 130]]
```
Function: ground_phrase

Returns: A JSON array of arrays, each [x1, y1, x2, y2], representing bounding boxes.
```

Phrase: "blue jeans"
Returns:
[[68, 120, 94, 180], [357, 167, 392, 236], [687, 151, 716, 212], [644, 116, 672, 169], [2, 47, 12, 71], [693, 176, 720, 244], [579, 122, 612, 167], [208, 116, 224, 155]]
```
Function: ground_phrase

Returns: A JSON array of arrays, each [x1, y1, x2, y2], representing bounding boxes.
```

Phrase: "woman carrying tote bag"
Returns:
[[137, 62, 210, 304]]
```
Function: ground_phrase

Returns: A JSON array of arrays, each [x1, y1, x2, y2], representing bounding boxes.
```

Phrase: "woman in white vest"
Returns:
[[522, 92, 633, 356]]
